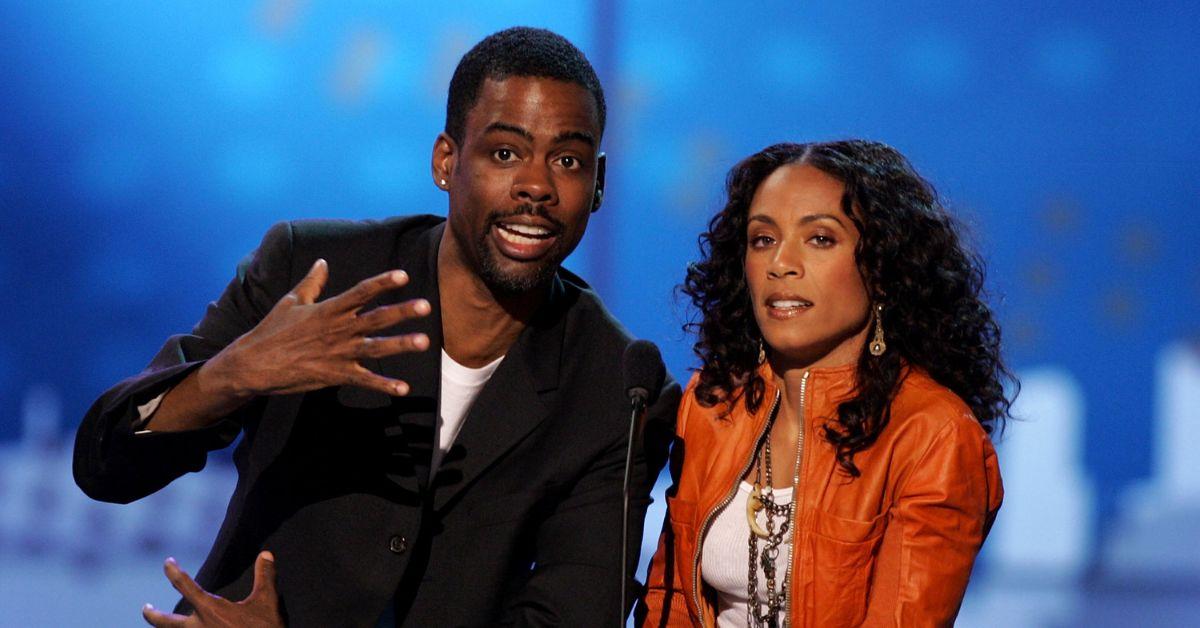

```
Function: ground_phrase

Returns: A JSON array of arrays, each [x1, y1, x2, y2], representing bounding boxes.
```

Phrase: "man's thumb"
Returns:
[[248, 551, 279, 603], [292, 259, 328, 305]]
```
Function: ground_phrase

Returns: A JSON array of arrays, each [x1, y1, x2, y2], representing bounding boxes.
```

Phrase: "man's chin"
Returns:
[[479, 257, 558, 296]]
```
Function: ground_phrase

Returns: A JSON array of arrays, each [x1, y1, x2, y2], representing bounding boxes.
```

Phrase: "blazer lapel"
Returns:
[[338, 222, 445, 495], [430, 276, 569, 512]]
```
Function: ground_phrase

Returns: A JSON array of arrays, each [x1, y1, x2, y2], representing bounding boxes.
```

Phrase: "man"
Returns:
[[74, 27, 679, 627]]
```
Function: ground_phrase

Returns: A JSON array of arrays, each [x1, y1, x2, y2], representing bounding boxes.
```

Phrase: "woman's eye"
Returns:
[[810, 234, 835, 247], [749, 235, 774, 248]]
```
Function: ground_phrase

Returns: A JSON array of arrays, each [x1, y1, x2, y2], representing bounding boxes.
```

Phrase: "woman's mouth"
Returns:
[[765, 297, 813, 319]]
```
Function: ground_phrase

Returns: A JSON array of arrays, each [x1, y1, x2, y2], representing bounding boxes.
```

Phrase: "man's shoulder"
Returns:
[[555, 268, 633, 344], [286, 214, 445, 250], [269, 214, 445, 281]]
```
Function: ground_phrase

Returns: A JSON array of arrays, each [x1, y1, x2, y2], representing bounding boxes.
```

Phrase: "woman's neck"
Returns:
[[769, 353, 858, 426]]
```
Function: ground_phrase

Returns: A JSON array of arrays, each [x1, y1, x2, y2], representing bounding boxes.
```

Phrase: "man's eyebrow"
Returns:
[[484, 122, 534, 141], [553, 130, 596, 147]]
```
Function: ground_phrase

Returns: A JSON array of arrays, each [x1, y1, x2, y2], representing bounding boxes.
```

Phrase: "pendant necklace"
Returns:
[[746, 402, 794, 628]]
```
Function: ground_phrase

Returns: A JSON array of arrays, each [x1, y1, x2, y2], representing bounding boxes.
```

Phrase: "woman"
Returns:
[[639, 141, 1012, 627]]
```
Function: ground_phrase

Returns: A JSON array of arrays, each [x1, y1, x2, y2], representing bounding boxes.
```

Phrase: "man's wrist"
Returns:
[[197, 346, 258, 402], [132, 389, 171, 433]]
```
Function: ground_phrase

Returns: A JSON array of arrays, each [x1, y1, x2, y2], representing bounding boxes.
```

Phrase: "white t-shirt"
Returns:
[[432, 349, 503, 474], [701, 481, 795, 627]]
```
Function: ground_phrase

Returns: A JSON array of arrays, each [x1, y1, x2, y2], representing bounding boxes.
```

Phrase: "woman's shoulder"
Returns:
[[882, 367, 1003, 509], [676, 371, 765, 443], [885, 367, 991, 447], [678, 372, 715, 435]]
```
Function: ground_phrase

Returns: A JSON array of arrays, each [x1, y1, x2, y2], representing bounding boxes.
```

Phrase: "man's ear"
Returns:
[[432, 132, 457, 191], [591, 152, 607, 213]]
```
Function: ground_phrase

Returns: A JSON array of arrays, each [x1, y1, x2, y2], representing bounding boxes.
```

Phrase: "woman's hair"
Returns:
[[682, 140, 1015, 476]]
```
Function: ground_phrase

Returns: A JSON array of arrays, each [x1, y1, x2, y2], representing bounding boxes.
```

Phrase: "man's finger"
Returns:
[[142, 604, 189, 628], [332, 270, 409, 312], [355, 298, 432, 332], [357, 333, 431, 359], [347, 367, 411, 396], [163, 557, 212, 609], [247, 551, 279, 606], [292, 258, 329, 305]]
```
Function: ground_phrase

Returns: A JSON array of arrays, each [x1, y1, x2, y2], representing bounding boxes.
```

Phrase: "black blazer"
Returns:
[[74, 215, 680, 627]]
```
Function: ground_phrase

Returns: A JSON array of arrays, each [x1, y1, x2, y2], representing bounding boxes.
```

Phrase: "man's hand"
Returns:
[[142, 552, 284, 628], [209, 258, 432, 397], [146, 259, 431, 431]]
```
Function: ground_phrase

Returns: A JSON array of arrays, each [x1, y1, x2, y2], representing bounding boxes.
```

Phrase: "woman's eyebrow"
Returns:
[[799, 213, 845, 226]]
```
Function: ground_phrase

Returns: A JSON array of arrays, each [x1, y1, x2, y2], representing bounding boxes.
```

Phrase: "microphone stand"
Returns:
[[620, 393, 646, 627]]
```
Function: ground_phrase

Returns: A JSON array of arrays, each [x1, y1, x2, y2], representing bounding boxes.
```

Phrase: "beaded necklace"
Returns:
[[745, 403, 795, 628]]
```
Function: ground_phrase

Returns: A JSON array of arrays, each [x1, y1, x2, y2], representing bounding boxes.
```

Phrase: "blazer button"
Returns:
[[388, 535, 408, 554]]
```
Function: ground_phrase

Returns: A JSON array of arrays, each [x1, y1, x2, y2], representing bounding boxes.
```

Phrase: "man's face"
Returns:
[[437, 76, 604, 294]]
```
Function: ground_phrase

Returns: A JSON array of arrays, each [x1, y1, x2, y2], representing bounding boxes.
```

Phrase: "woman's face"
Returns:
[[744, 163, 871, 370]]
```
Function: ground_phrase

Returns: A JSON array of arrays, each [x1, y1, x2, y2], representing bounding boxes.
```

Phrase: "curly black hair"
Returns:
[[682, 140, 1014, 476], [445, 27, 606, 146]]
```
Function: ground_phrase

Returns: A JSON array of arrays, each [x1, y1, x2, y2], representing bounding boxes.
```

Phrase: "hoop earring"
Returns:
[[869, 304, 887, 357]]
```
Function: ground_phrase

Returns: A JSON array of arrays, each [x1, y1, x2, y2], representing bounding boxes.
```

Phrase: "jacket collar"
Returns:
[[698, 360, 860, 504], [428, 272, 570, 512], [753, 359, 859, 423], [399, 222, 570, 511], [354, 219, 571, 504]]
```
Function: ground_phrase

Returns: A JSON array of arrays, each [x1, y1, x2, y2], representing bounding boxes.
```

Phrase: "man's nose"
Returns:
[[512, 161, 556, 205]]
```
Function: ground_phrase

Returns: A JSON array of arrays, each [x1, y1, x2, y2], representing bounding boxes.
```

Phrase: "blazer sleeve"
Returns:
[[500, 377, 683, 627], [637, 376, 699, 628], [72, 221, 297, 504], [863, 417, 1004, 627]]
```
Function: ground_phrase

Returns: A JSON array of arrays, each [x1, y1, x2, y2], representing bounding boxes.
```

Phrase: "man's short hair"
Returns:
[[445, 27, 606, 145]]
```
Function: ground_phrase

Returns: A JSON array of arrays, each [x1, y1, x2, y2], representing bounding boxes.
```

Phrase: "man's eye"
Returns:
[[494, 149, 515, 161], [559, 156, 578, 169]]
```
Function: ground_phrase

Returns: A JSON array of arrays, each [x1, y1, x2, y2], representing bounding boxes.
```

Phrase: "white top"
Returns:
[[701, 481, 795, 627], [432, 349, 503, 474]]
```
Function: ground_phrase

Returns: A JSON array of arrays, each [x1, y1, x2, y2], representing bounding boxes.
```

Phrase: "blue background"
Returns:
[[1, 1, 1197, 625]]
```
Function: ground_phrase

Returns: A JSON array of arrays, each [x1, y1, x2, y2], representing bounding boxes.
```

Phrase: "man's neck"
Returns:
[[437, 230, 546, 368]]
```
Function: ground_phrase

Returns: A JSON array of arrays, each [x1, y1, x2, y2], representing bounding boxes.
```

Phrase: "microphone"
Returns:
[[619, 340, 665, 625], [624, 340, 666, 409]]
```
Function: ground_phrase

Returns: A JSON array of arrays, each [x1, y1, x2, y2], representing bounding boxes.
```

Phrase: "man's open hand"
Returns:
[[142, 552, 284, 628], [208, 258, 431, 399]]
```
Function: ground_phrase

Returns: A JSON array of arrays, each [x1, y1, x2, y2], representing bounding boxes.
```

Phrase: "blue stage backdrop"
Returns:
[[1, 2, 1197, 626]]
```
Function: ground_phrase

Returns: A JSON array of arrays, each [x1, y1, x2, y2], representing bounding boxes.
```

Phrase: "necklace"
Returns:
[[745, 402, 796, 628]]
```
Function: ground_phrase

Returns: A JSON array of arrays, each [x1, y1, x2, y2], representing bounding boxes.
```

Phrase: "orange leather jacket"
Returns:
[[639, 362, 1002, 627]]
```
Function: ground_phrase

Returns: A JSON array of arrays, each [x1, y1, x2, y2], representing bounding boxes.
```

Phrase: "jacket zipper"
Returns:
[[782, 370, 810, 627], [690, 390, 781, 627]]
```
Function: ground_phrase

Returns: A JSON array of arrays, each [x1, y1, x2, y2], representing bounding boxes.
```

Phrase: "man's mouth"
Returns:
[[491, 221, 560, 261], [496, 221, 554, 244]]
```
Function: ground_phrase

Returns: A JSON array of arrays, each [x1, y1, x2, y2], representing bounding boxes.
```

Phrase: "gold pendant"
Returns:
[[746, 484, 771, 538]]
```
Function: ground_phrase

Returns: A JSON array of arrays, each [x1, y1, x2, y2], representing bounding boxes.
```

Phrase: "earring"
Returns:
[[757, 340, 767, 364], [439, 178, 447, 186], [869, 304, 887, 356]]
